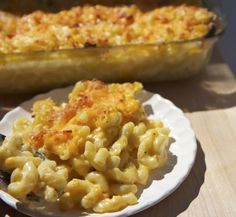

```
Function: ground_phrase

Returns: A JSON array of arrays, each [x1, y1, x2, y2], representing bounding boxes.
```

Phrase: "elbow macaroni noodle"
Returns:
[[0, 80, 170, 213]]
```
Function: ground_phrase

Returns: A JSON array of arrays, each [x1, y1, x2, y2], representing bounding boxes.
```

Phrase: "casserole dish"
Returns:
[[0, 0, 226, 93]]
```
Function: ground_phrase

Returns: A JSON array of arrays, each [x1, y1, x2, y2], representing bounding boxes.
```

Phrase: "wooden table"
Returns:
[[0, 50, 236, 217]]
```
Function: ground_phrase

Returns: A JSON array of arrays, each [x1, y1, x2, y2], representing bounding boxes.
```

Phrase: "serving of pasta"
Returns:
[[0, 80, 170, 214]]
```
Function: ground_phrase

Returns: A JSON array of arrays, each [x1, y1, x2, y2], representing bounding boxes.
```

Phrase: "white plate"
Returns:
[[0, 87, 197, 217]]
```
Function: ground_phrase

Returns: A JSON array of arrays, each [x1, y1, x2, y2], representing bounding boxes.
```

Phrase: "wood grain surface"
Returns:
[[0, 50, 235, 217]]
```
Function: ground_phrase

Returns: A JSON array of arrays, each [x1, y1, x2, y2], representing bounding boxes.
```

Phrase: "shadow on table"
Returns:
[[0, 94, 34, 120], [132, 140, 206, 217], [145, 51, 236, 113]]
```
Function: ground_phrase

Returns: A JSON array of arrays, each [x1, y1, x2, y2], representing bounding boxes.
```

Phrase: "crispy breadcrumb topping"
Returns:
[[0, 5, 216, 53]]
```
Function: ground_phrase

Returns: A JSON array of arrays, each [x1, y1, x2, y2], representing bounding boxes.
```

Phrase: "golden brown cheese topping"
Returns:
[[0, 5, 216, 53], [29, 80, 146, 153]]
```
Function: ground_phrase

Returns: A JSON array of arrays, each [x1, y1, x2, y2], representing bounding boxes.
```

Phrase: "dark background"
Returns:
[[218, 0, 236, 75]]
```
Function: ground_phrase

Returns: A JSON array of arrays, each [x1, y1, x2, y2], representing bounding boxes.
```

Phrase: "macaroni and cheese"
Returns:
[[0, 5, 216, 53], [0, 80, 170, 213]]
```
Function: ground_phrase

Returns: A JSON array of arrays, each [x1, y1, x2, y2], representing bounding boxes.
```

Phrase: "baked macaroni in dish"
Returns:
[[0, 4, 216, 53], [0, 2, 224, 92], [0, 80, 170, 213]]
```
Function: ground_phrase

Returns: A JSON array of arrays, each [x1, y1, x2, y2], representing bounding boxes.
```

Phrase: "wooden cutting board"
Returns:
[[0, 50, 236, 217]]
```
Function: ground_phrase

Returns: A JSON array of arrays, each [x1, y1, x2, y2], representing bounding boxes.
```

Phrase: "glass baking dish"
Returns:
[[0, 0, 226, 93]]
